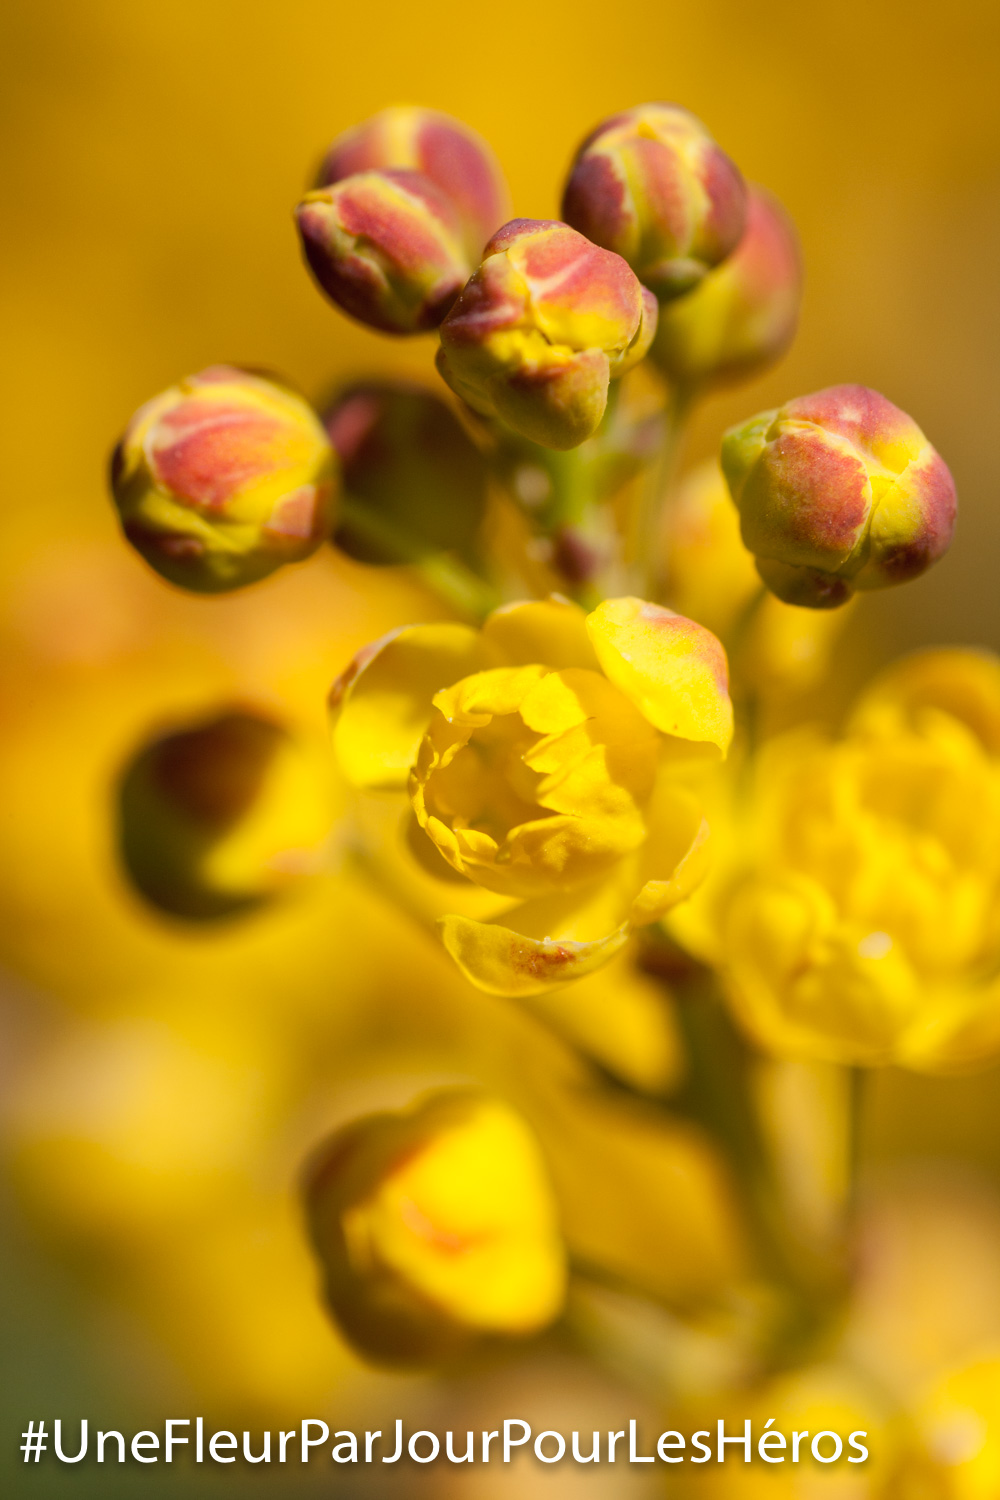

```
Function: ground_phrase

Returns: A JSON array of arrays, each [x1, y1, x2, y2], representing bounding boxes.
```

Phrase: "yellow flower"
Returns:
[[331, 595, 733, 995], [709, 650, 1000, 1069], [305, 1089, 566, 1363]]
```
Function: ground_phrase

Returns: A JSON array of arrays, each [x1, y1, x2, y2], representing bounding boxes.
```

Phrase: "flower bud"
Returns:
[[296, 170, 472, 334], [561, 103, 746, 300], [324, 381, 488, 564], [305, 1090, 566, 1364], [316, 106, 510, 261], [110, 365, 335, 592], [117, 708, 334, 920], [436, 219, 657, 450], [722, 384, 957, 607], [651, 187, 802, 388]]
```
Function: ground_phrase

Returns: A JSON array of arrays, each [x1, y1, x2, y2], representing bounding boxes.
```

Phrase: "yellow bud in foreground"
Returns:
[[305, 1090, 566, 1364], [117, 708, 334, 920]]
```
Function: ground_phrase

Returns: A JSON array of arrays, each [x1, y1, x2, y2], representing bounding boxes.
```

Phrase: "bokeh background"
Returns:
[[2, 0, 999, 1493]]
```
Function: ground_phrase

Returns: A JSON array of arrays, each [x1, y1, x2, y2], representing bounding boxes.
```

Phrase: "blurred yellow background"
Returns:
[[1, 0, 999, 1493]]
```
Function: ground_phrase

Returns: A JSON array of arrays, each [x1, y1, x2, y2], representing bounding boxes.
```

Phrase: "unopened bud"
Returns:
[[722, 384, 957, 607], [110, 366, 335, 592], [325, 381, 488, 564], [562, 103, 746, 300], [317, 105, 510, 261], [652, 187, 801, 388], [117, 709, 333, 920], [305, 1090, 566, 1364], [436, 218, 657, 450], [296, 170, 471, 333]]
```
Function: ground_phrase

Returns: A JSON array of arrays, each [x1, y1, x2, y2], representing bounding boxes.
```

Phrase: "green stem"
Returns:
[[628, 382, 696, 601], [337, 500, 499, 622], [661, 965, 855, 1370]]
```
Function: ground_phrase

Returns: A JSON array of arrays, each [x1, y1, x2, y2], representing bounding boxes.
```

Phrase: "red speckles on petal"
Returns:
[[511, 938, 575, 978], [149, 400, 290, 509]]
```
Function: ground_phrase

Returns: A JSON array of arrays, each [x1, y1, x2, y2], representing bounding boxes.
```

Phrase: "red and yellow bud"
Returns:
[[436, 219, 657, 450], [722, 384, 957, 607], [110, 365, 335, 592], [652, 187, 802, 389], [117, 709, 335, 920], [316, 105, 510, 261], [561, 102, 746, 301], [305, 1090, 566, 1364], [296, 169, 472, 334], [324, 380, 488, 564]]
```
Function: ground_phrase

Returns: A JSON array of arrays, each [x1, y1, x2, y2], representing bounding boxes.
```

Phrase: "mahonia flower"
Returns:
[[315, 105, 510, 261], [709, 650, 1000, 1069], [118, 709, 335, 920], [296, 170, 472, 334], [324, 379, 488, 564], [305, 1089, 566, 1363], [651, 186, 802, 389], [436, 219, 657, 450], [561, 103, 746, 300], [110, 365, 336, 592], [722, 384, 957, 608], [331, 595, 732, 995]]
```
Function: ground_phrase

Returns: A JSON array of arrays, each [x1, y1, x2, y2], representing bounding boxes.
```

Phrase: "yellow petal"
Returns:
[[331, 624, 488, 790], [586, 596, 734, 755], [630, 788, 713, 926], [482, 596, 600, 670], [440, 913, 630, 996]]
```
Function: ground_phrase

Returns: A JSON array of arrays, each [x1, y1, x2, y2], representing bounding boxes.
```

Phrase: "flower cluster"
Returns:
[[102, 97, 983, 1403]]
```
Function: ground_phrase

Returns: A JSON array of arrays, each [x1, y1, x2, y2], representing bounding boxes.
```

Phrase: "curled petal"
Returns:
[[586, 596, 733, 754], [331, 623, 489, 789], [630, 791, 712, 926], [440, 913, 630, 996]]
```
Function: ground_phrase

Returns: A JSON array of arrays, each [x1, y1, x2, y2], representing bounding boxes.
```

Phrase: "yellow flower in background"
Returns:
[[711, 649, 1000, 1069], [305, 1089, 566, 1363], [331, 594, 732, 994]]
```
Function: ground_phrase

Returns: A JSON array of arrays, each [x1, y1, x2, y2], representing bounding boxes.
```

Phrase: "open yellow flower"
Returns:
[[709, 650, 1000, 1069], [331, 595, 732, 995]]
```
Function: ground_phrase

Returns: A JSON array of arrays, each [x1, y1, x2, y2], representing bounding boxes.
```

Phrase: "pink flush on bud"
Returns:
[[562, 103, 747, 301], [436, 218, 657, 450], [110, 366, 336, 592], [316, 106, 511, 261], [296, 169, 472, 334], [722, 383, 957, 608]]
